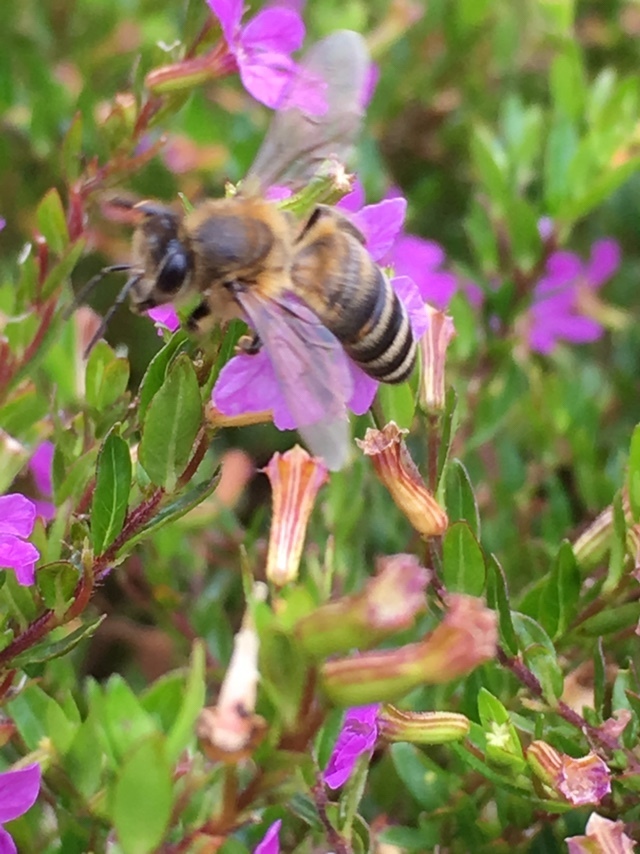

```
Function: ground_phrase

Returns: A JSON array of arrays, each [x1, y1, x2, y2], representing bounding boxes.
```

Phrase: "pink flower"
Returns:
[[0, 494, 40, 586], [528, 238, 620, 354], [28, 442, 55, 521], [254, 819, 281, 854], [207, 0, 312, 110], [0, 764, 41, 854], [147, 304, 180, 334], [566, 813, 634, 854], [212, 189, 429, 431], [324, 704, 380, 789]]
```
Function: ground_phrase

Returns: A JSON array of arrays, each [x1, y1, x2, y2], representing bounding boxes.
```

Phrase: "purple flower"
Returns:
[[254, 819, 281, 854], [0, 494, 40, 586], [324, 704, 380, 789], [212, 188, 429, 429], [528, 238, 620, 354], [207, 0, 312, 110], [147, 305, 181, 334], [29, 442, 55, 522], [0, 764, 41, 854], [0, 218, 5, 232]]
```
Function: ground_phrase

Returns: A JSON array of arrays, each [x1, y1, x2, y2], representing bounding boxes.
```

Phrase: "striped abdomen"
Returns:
[[291, 220, 416, 383]]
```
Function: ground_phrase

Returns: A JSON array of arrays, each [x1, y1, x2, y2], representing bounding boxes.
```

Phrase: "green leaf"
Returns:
[[41, 239, 86, 299], [138, 330, 191, 421], [91, 426, 132, 555], [36, 561, 78, 615], [437, 386, 458, 483], [441, 521, 486, 595], [593, 638, 606, 716], [53, 447, 99, 504], [389, 744, 451, 811], [486, 555, 518, 654], [111, 737, 173, 854], [477, 688, 525, 769], [470, 125, 509, 205], [445, 459, 480, 537], [36, 187, 69, 255], [7, 683, 76, 754], [540, 541, 580, 639], [578, 602, 640, 637], [61, 113, 83, 182], [139, 354, 202, 490], [605, 492, 627, 593], [165, 640, 206, 763], [544, 118, 578, 213], [512, 613, 563, 701], [627, 424, 640, 522], [99, 676, 160, 762], [85, 341, 130, 412], [504, 196, 541, 269], [11, 616, 106, 668], [549, 46, 585, 121], [377, 381, 415, 430]]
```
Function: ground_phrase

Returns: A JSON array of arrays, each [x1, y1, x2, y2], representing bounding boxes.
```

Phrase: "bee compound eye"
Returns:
[[156, 241, 190, 295]]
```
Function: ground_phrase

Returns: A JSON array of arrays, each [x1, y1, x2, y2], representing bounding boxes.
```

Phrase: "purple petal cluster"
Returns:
[[0, 494, 40, 586], [528, 238, 620, 354], [324, 704, 380, 789], [0, 764, 41, 854], [207, 0, 313, 110]]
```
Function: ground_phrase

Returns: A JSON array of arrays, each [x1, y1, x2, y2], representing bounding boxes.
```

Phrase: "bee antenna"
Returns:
[[65, 264, 132, 320], [83, 272, 143, 358]]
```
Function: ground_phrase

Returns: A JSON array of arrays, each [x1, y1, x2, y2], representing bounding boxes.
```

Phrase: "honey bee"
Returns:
[[76, 30, 416, 469]]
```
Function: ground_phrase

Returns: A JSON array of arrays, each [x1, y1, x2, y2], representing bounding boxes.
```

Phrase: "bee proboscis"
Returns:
[[75, 30, 416, 470]]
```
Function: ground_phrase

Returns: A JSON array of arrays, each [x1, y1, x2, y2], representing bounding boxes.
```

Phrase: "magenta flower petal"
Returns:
[[586, 238, 620, 287], [0, 494, 36, 538], [0, 765, 41, 824], [392, 275, 429, 339], [0, 826, 17, 854], [213, 349, 297, 430], [352, 198, 407, 262], [239, 54, 298, 110], [241, 7, 304, 55], [0, 218, 5, 233], [207, 0, 242, 44], [147, 305, 181, 333], [29, 442, 54, 497], [338, 180, 366, 213], [391, 235, 458, 308], [347, 364, 378, 416], [33, 500, 55, 523], [0, 536, 39, 586], [324, 704, 380, 789], [254, 819, 281, 854]]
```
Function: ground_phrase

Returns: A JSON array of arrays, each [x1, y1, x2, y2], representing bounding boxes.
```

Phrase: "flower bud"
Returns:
[[566, 813, 634, 854], [378, 705, 470, 744], [321, 595, 497, 705], [419, 307, 455, 414], [145, 44, 236, 94], [196, 600, 267, 763], [262, 445, 329, 586], [296, 554, 430, 658], [205, 402, 273, 428], [356, 422, 447, 538], [527, 741, 611, 806]]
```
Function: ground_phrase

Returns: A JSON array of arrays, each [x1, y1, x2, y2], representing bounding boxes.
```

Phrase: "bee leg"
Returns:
[[186, 300, 214, 334], [236, 332, 262, 355]]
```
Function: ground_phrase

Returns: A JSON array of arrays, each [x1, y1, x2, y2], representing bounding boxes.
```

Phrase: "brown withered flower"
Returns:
[[356, 422, 447, 538], [419, 306, 455, 413]]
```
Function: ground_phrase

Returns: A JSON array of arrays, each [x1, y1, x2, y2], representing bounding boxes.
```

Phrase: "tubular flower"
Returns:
[[296, 554, 430, 659], [527, 238, 620, 354], [356, 422, 448, 538], [0, 764, 41, 854], [419, 306, 455, 413], [324, 704, 380, 789], [28, 441, 55, 521], [377, 705, 470, 745], [263, 446, 328, 586], [0, 494, 40, 585], [254, 819, 282, 854], [196, 604, 267, 761], [321, 595, 497, 705], [527, 741, 612, 806], [566, 813, 634, 854]]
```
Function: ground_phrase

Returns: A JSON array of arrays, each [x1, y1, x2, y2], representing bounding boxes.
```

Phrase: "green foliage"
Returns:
[[2, 0, 640, 851]]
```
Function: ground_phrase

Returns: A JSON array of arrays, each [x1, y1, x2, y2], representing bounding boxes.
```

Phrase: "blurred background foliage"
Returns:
[[2, 0, 640, 850]]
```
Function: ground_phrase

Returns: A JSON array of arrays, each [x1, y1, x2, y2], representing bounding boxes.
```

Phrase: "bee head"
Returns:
[[130, 202, 193, 312]]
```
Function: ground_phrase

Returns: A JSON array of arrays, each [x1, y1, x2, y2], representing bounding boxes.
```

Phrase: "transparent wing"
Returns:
[[246, 30, 370, 191], [234, 288, 353, 470]]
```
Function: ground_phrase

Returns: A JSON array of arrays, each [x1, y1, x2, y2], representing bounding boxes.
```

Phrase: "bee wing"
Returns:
[[245, 30, 370, 190], [234, 288, 353, 470]]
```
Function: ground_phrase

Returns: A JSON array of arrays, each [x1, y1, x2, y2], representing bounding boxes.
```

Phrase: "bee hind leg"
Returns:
[[235, 332, 262, 355]]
